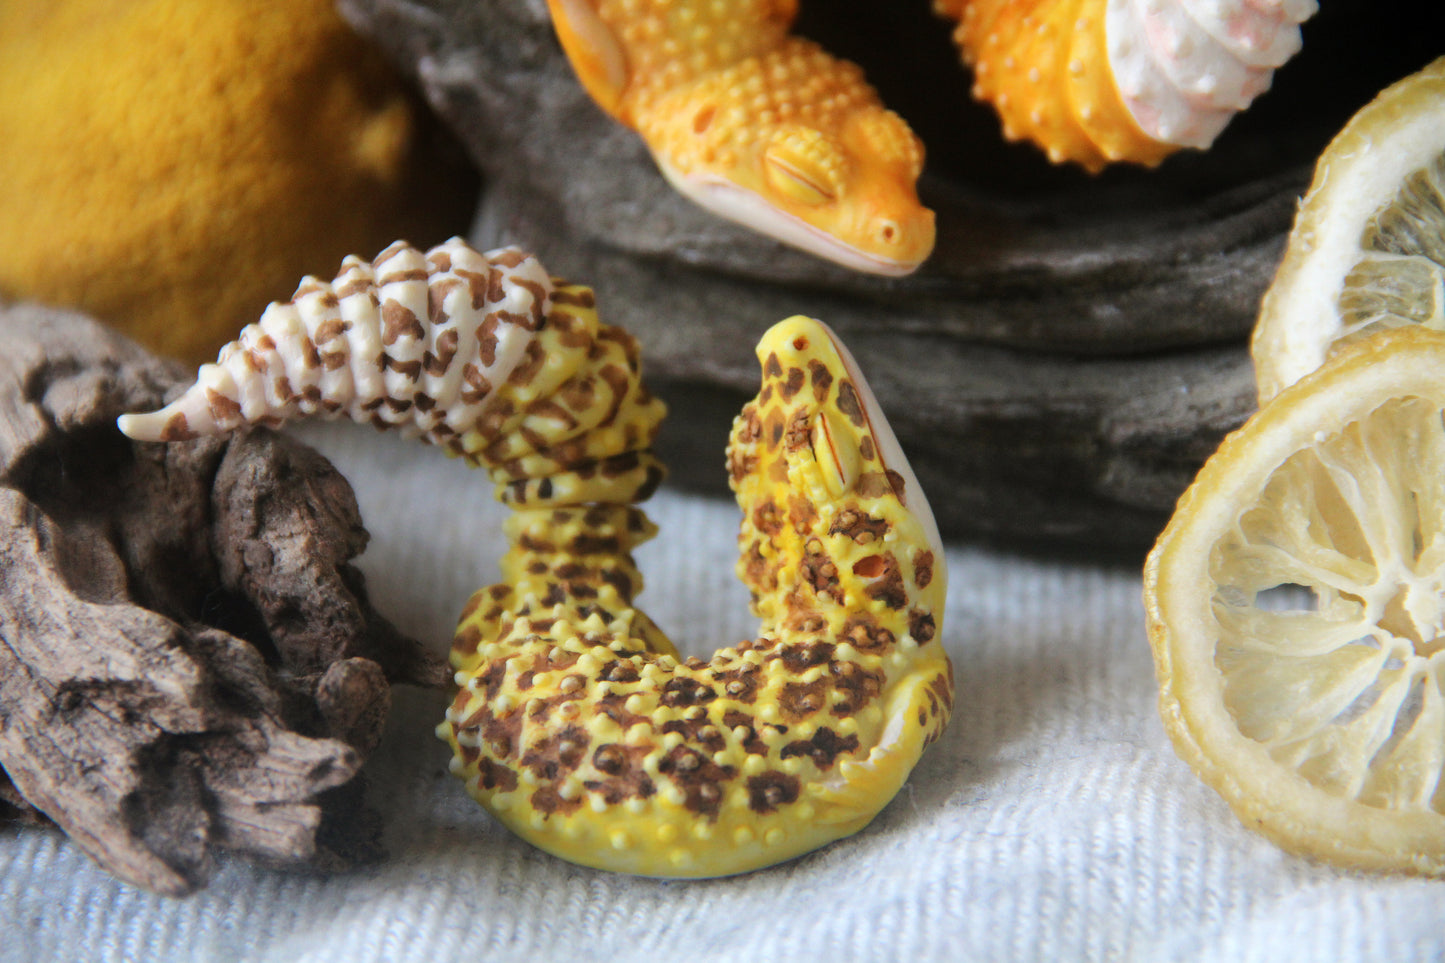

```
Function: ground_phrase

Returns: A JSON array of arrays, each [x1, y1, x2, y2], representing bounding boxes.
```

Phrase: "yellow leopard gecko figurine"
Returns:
[[119, 238, 952, 877], [546, 0, 936, 276]]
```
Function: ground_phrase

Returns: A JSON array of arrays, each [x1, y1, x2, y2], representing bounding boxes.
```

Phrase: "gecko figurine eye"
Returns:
[[763, 128, 844, 207], [120, 249, 951, 878], [811, 408, 861, 498]]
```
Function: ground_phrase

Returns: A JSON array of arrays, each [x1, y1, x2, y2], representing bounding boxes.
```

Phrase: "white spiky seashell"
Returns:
[[118, 238, 553, 444]]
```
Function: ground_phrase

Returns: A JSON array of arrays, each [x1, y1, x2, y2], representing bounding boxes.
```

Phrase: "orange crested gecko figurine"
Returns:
[[546, 0, 937, 276]]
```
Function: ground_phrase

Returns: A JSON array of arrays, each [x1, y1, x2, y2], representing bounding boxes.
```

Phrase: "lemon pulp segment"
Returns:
[[1333, 151, 1445, 356]]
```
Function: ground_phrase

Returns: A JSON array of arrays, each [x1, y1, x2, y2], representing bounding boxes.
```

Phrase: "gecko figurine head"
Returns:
[[727, 314, 948, 690], [640, 41, 936, 277]]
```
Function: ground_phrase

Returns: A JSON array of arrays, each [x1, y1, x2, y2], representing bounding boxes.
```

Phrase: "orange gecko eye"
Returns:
[[763, 128, 845, 206]]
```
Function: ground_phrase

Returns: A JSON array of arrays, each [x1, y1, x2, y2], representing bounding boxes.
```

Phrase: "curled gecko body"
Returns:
[[120, 238, 952, 876]]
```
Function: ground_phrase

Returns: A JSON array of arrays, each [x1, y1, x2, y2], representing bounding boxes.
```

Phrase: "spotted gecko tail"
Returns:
[[117, 238, 552, 445]]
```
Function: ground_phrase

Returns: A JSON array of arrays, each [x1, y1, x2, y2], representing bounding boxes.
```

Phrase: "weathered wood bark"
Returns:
[[338, 0, 1440, 547], [0, 302, 447, 895]]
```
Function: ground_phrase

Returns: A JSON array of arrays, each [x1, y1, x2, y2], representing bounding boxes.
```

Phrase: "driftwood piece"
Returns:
[[0, 302, 447, 895], [339, 0, 1439, 547]]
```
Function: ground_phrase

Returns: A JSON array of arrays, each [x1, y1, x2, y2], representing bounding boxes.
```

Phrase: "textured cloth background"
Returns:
[[2, 424, 1442, 962]]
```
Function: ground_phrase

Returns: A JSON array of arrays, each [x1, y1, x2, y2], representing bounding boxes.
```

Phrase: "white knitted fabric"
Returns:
[[2, 423, 1442, 963]]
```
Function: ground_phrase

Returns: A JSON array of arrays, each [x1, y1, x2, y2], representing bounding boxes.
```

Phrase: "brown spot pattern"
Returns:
[[829, 509, 888, 544], [521, 724, 591, 781], [808, 359, 833, 400], [432, 307, 953, 859], [752, 499, 784, 538], [160, 412, 192, 441], [552, 287, 596, 308], [780, 366, 806, 400], [778, 641, 836, 672], [913, 550, 934, 589], [862, 553, 908, 610], [764, 409, 785, 451], [801, 551, 843, 603], [658, 746, 735, 818], [596, 691, 650, 731], [660, 676, 717, 708], [928, 671, 954, 718], [784, 408, 811, 452], [908, 609, 937, 644], [530, 786, 584, 816], [452, 622, 483, 660], [748, 772, 800, 813], [660, 718, 728, 755], [841, 614, 896, 653], [787, 492, 819, 534], [854, 472, 896, 500], [206, 388, 242, 424], [458, 703, 523, 760], [781, 727, 860, 769], [585, 743, 655, 804], [715, 665, 762, 704], [381, 299, 424, 344], [475, 757, 519, 793], [314, 318, 350, 343], [778, 678, 829, 721], [830, 662, 883, 716], [835, 379, 865, 426]]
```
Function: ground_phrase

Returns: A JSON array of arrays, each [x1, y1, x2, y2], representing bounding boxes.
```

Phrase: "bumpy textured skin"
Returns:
[[936, 0, 1315, 170], [545, 0, 935, 276], [122, 247, 666, 510], [119, 238, 551, 451], [443, 316, 951, 877], [120, 257, 949, 877]]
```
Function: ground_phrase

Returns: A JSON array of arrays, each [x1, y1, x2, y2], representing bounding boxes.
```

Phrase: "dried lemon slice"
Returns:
[[1252, 57, 1445, 402], [1146, 328, 1445, 874]]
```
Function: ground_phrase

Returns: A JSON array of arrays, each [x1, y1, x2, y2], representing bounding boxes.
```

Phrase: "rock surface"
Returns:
[[0, 302, 447, 895], [337, 0, 1439, 548]]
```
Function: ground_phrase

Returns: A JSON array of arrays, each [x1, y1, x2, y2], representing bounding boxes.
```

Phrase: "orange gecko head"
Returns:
[[642, 43, 935, 277]]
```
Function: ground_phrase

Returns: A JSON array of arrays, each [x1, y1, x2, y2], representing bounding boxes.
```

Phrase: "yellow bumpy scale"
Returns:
[[447, 283, 669, 508], [442, 315, 951, 877], [546, 0, 935, 276]]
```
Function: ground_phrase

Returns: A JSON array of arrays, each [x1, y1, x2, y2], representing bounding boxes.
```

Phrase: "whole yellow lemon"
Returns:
[[0, 0, 474, 363]]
